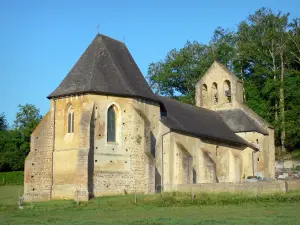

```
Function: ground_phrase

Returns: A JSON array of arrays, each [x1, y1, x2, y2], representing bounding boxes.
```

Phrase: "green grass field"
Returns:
[[1, 186, 300, 225]]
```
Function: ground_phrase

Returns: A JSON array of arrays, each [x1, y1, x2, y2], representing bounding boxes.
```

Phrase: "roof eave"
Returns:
[[233, 129, 269, 136], [47, 90, 161, 104]]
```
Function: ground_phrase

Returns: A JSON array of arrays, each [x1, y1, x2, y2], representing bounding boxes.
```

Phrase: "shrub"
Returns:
[[296, 165, 300, 171], [0, 171, 24, 185]]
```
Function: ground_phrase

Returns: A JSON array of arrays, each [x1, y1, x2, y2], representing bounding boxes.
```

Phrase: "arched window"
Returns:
[[224, 80, 231, 103], [212, 82, 218, 105], [202, 84, 208, 106], [67, 106, 74, 133], [107, 105, 117, 142]]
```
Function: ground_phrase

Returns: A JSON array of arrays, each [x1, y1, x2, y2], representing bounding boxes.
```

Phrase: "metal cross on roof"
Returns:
[[96, 24, 100, 34]]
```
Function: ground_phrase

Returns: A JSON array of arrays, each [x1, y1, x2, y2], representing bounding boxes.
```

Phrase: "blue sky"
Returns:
[[0, 0, 299, 125]]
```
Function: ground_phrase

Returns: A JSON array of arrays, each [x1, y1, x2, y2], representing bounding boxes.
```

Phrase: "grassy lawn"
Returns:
[[1, 186, 300, 225]]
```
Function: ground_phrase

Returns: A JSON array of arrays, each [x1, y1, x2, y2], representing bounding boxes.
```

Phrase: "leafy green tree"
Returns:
[[284, 75, 300, 150], [288, 18, 300, 65], [209, 27, 237, 71], [0, 130, 23, 171], [237, 8, 292, 151], [0, 104, 43, 171], [0, 113, 8, 131], [147, 41, 213, 104], [14, 104, 42, 156], [148, 7, 300, 152]]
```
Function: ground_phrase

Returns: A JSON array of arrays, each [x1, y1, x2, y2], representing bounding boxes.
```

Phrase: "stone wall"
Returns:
[[89, 95, 160, 197], [51, 95, 94, 201], [161, 130, 247, 191], [276, 160, 300, 170], [26, 93, 161, 201], [174, 180, 300, 194], [286, 180, 300, 192], [176, 181, 287, 194], [236, 132, 269, 178], [24, 110, 54, 201], [236, 105, 276, 179]]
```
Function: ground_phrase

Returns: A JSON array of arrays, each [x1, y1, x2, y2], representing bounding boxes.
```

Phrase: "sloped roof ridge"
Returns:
[[89, 34, 129, 94], [217, 109, 268, 135], [100, 36, 136, 95], [157, 95, 253, 148], [215, 61, 242, 82], [158, 95, 217, 114], [97, 33, 125, 45], [198, 61, 242, 85], [87, 36, 99, 91]]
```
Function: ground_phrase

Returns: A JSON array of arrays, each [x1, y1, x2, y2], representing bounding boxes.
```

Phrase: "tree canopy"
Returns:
[[0, 104, 42, 172], [0, 113, 8, 131]]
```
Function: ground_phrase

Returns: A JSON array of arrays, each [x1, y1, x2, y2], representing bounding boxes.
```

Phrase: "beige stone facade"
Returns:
[[25, 94, 160, 201], [159, 131, 247, 192], [24, 35, 275, 201]]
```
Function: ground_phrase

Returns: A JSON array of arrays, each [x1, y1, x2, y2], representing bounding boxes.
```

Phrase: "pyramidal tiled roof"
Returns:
[[48, 34, 158, 101]]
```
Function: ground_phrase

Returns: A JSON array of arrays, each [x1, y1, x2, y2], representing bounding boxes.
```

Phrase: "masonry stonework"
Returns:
[[24, 110, 54, 201]]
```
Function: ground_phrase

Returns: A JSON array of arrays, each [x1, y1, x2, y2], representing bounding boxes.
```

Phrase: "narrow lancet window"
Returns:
[[67, 106, 74, 133], [202, 84, 208, 106], [107, 105, 117, 142]]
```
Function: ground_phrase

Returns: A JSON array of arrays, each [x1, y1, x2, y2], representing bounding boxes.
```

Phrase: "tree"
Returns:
[[147, 41, 213, 104], [0, 130, 23, 171], [14, 104, 42, 156], [0, 113, 8, 131], [147, 7, 300, 152], [0, 104, 42, 171], [288, 18, 300, 64], [237, 8, 291, 151], [209, 27, 237, 71]]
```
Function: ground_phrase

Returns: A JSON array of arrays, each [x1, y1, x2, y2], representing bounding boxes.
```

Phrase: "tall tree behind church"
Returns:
[[237, 8, 292, 152]]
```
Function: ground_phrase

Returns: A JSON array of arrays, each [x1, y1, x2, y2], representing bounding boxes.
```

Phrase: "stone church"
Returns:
[[24, 34, 275, 201]]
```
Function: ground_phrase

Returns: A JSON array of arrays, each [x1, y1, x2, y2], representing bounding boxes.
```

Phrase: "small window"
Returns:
[[107, 105, 117, 142], [202, 84, 208, 106], [67, 106, 74, 133], [257, 158, 260, 162]]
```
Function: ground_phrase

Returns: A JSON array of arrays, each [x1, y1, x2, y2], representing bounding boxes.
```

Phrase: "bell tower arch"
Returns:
[[196, 61, 244, 110]]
